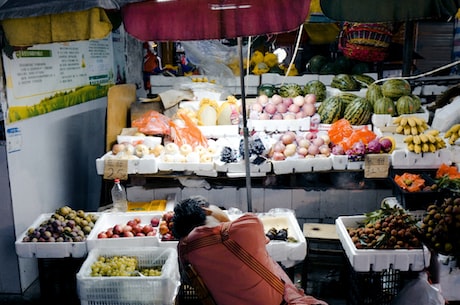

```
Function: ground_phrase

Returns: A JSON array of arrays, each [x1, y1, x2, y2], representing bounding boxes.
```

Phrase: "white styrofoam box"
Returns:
[[391, 148, 452, 169], [15, 212, 100, 258], [258, 211, 306, 262], [86, 212, 163, 251], [372, 106, 430, 129], [272, 156, 332, 174], [449, 144, 460, 164], [347, 160, 365, 170], [336, 215, 430, 272], [260, 73, 318, 86], [157, 161, 214, 172], [95, 152, 158, 175], [214, 160, 272, 174], [198, 125, 239, 138], [77, 247, 180, 305], [247, 117, 311, 132], [331, 155, 348, 170]]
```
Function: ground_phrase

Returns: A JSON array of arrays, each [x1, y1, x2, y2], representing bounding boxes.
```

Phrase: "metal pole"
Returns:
[[237, 36, 252, 212]]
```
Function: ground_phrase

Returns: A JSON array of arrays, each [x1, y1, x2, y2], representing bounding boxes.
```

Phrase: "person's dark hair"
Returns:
[[171, 197, 208, 239]]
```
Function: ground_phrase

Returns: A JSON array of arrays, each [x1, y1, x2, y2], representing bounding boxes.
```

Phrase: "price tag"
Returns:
[[364, 154, 390, 178], [103, 159, 128, 180]]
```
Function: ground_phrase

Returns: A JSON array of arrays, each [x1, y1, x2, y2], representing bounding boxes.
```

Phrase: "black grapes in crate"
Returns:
[[239, 137, 266, 159], [220, 146, 238, 163]]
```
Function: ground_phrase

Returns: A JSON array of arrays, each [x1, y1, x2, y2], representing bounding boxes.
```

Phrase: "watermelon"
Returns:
[[303, 80, 326, 102], [343, 97, 372, 125], [381, 79, 411, 99], [396, 95, 417, 115], [373, 97, 396, 115], [330, 74, 359, 91], [366, 83, 383, 108], [278, 83, 303, 98], [307, 55, 328, 74], [317, 96, 344, 124]]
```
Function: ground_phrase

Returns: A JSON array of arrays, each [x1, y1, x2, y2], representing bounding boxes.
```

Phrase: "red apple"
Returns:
[[123, 231, 134, 238], [142, 224, 154, 234], [133, 217, 141, 224], [113, 224, 123, 235], [136, 232, 146, 237], [105, 228, 113, 238], [97, 232, 108, 239], [150, 217, 160, 227]]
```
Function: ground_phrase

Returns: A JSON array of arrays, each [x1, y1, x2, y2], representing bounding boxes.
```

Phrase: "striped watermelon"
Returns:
[[343, 97, 372, 125]]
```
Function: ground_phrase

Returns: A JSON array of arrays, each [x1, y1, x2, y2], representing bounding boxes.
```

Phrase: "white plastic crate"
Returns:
[[15, 212, 100, 258], [336, 215, 430, 272], [77, 247, 180, 305], [271, 156, 332, 174], [86, 212, 163, 251], [390, 148, 452, 169]]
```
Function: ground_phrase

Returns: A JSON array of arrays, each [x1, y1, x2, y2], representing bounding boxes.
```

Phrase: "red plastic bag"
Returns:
[[131, 110, 171, 136], [170, 113, 208, 148]]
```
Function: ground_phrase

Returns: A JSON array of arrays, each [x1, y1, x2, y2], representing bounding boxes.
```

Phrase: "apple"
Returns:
[[126, 220, 137, 228], [136, 232, 146, 237], [97, 232, 108, 239], [133, 217, 141, 224], [146, 230, 156, 236], [123, 231, 134, 238], [112, 224, 123, 235], [142, 224, 154, 234]]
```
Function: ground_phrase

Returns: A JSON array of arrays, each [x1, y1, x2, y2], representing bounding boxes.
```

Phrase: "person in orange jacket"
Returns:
[[172, 196, 328, 305]]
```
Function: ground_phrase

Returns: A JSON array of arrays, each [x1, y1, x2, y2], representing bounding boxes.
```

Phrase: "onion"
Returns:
[[297, 146, 308, 156], [257, 94, 269, 106], [331, 144, 345, 155], [271, 94, 283, 105], [264, 103, 277, 115], [295, 111, 307, 119], [276, 103, 288, 114], [293, 96, 305, 107], [273, 141, 286, 153], [366, 139, 382, 154], [304, 93, 317, 105], [112, 143, 125, 155], [288, 103, 300, 113]]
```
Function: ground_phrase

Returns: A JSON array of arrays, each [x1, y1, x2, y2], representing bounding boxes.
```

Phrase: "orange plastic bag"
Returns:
[[131, 110, 171, 135], [394, 173, 425, 192], [436, 163, 460, 179], [328, 119, 353, 145], [170, 113, 208, 148]]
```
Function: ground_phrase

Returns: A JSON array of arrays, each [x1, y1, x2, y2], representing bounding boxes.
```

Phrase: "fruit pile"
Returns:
[[444, 123, 460, 145], [265, 227, 298, 242], [393, 116, 429, 136], [90, 255, 162, 277], [22, 206, 98, 243], [403, 129, 446, 154], [96, 216, 160, 239], [419, 197, 460, 258], [159, 211, 176, 241], [347, 203, 422, 249]]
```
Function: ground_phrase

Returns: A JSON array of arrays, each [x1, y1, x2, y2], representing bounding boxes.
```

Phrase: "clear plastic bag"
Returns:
[[391, 272, 444, 305]]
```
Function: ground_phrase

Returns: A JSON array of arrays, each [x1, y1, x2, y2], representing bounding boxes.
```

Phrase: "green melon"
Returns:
[[366, 83, 383, 108], [303, 80, 327, 102], [381, 79, 411, 99], [373, 97, 396, 115], [396, 95, 417, 115], [343, 97, 372, 125], [317, 96, 344, 124], [307, 55, 328, 74], [330, 74, 359, 91]]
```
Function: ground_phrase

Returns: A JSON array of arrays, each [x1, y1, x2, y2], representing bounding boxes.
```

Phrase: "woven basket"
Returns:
[[339, 22, 393, 62]]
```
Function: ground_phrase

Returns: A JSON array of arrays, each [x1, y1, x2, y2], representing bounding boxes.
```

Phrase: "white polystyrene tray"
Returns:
[[95, 152, 158, 175], [15, 212, 100, 258], [390, 148, 452, 169], [247, 117, 311, 132], [157, 161, 214, 172], [86, 212, 163, 251], [198, 125, 239, 138], [271, 156, 332, 174], [336, 215, 430, 272], [371, 106, 430, 128], [214, 160, 272, 174]]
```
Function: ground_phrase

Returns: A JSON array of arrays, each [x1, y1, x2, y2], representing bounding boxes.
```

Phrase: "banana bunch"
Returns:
[[393, 116, 429, 136], [444, 124, 460, 145], [404, 129, 446, 154]]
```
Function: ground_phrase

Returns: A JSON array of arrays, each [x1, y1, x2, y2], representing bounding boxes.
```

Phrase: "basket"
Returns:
[[339, 22, 393, 62], [76, 247, 180, 305], [347, 262, 419, 305]]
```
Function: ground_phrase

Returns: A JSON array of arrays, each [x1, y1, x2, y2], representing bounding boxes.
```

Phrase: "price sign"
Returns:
[[364, 154, 390, 178], [103, 159, 128, 180]]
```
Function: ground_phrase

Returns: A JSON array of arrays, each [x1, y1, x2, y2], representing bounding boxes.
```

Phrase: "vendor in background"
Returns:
[[172, 196, 328, 305]]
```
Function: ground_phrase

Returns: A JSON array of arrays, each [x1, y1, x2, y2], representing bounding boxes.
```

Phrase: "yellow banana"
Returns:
[[415, 117, 425, 126], [427, 129, 440, 136], [400, 117, 408, 126], [393, 117, 402, 125], [407, 117, 416, 127], [429, 143, 437, 152], [417, 125, 426, 134], [422, 143, 430, 153], [404, 135, 414, 143], [396, 125, 404, 134], [411, 126, 419, 135], [407, 143, 415, 152], [404, 125, 412, 135], [419, 134, 428, 143], [413, 144, 421, 153], [413, 135, 421, 145]]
